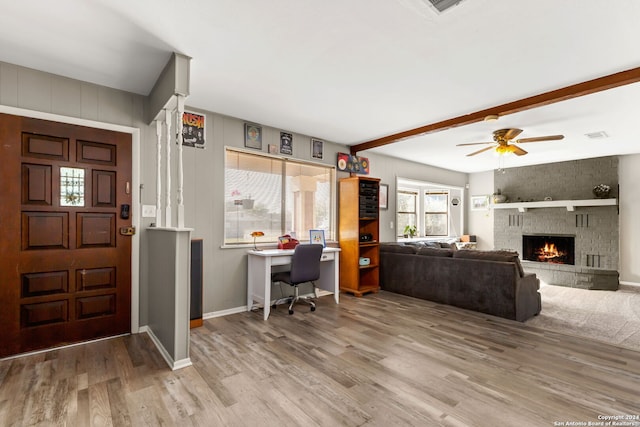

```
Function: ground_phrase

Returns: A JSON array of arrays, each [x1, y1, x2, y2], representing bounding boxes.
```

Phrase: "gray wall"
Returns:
[[493, 157, 619, 270], [0, 61, 156, 328], [179, 112, 468, 313], [468, 155, 640, 284], [8, 58, 636, 324]]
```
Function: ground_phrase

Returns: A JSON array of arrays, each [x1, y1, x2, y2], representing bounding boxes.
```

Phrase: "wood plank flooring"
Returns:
[[1, 291, 640, 426]]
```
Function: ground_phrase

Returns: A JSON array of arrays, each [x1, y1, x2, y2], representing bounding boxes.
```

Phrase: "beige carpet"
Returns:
[[526, 283, 640, 351]]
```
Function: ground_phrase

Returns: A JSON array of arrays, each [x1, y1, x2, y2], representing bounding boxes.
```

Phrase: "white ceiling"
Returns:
[[1, 0, 640, 173]]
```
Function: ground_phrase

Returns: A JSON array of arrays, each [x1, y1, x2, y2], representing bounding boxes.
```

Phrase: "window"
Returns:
[[424, 191, 448, 236], [225, 149, 335, 245], [397, 190, 418, 237]]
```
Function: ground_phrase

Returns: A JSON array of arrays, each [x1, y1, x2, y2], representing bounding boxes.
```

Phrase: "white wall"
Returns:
[[619, 154, 640, 284], [467, 170, 494, 250]]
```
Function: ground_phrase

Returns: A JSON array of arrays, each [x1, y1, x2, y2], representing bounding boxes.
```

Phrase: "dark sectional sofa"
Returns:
[[379, 242, 541, 322]]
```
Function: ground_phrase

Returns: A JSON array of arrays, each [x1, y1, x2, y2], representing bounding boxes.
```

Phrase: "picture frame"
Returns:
[[280, 132, 293, 155], [309, 229, 326, 247], [182, 111, 206, 148], [471, 195, 490, 211], [337, 152, 370, 174], [311, 138, 324, 160], [244, 123, 262, 150], [379, 183, 389, 210]]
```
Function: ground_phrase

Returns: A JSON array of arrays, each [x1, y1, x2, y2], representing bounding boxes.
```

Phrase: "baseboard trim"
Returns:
[[0, 333, 130, 362], [203, 306, 247, 319], [203, 291, 335, 320], [143, 327, 192, 371], [619, 281, 640, 291]]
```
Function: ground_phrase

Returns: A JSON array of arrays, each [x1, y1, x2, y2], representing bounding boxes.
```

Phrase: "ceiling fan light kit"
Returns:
[[457, 128, 565, 157]]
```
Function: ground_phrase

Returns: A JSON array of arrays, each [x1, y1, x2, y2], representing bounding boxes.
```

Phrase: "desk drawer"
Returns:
[[320, 252, 335, 262]]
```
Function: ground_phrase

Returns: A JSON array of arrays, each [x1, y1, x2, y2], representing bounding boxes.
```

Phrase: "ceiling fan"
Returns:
[[457, 128, 565, 157]]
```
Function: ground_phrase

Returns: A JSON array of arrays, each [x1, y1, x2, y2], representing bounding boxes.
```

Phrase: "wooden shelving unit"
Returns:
[[338, 176, 380, 297]]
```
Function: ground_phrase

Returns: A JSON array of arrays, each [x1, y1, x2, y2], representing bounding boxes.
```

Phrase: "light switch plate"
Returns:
[[142, 204, 156, 218]]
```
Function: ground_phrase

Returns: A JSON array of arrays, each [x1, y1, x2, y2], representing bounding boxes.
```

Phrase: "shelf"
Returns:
[[491, 198, 617, 212]]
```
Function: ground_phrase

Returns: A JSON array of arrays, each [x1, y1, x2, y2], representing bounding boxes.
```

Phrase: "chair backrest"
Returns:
[[289, 244, 324, 285]]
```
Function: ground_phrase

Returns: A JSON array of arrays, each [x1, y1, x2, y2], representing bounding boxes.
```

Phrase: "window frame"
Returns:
[[223, 147, 336, 247], [396, 189, 418, 238], [424, 190, 449, 236]]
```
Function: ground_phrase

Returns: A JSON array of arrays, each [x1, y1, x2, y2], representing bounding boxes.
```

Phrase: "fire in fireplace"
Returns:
[[522, 235, 575, 265]]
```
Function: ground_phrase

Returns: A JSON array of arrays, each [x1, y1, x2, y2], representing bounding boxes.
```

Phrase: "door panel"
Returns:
[[0, 113, 132, 358]]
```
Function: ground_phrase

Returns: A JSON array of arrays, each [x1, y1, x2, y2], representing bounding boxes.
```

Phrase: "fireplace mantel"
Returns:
[[491, 198, 617, 213]]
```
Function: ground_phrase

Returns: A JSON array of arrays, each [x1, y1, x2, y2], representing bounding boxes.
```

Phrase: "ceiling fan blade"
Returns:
[[515, 135, 565, 143], [456, 141, 493, 147], [466, 146, 495, 157], [510, 144, 528, 156], [502, 128, 523, 140]]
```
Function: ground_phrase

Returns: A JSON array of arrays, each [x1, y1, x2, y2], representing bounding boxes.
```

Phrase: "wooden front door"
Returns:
[[0, 113, 132, 358]]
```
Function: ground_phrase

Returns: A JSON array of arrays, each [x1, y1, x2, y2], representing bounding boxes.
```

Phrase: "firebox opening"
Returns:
[[523, 234, 575, 265]]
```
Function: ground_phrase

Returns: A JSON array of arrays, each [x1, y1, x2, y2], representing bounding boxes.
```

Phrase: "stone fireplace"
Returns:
[[493, 157, 619, 290]]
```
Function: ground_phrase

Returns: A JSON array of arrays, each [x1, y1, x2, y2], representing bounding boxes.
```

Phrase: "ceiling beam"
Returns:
[[350, 66, 640, 155]]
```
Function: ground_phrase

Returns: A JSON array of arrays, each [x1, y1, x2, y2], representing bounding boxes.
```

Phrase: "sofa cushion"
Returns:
[[416, 247, 454, 257], [380, 244, 417, 254], [453, 249, 525, 277]]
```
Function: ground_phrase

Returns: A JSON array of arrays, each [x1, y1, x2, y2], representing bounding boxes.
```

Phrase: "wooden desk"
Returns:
[[247, 247, 341, 320]]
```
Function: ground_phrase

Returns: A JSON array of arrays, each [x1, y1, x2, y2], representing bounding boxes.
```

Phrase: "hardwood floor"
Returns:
[[2, 291, 640, 426]]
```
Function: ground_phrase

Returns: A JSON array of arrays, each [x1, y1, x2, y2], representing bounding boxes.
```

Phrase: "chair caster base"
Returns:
[[288, 309, 294, 315], [310, 305, 316, 312]]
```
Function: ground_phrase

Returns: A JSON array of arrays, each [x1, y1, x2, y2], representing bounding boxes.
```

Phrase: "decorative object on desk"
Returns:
[[403, 225, 417, 238], [310, 229, 326, 247], [244, 123, 262, 150], [311, 138, 324, 159], [593, 184, 611, 199], [379, 183, 388, 210], [471, 195, 489, 210], [251, 231, 264, 250], [492, 189, 507, 204], [280, 132, 293, 155], [336, 152, 370, 174], [277, 234, 299, 249]]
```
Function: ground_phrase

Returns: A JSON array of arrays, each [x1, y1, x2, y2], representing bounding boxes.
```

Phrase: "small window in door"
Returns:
[[60, 167, 85, 207]]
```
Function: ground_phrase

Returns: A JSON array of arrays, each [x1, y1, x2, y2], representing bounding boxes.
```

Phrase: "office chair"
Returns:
[[271, 243, 324, 315]]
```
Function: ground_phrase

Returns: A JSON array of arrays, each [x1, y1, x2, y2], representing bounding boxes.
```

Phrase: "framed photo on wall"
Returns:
[[309, 229, 326, 247], [280, 132, 293, 155], [471, 195, 489, 210], [182, 111, 206, 148], [311, 138, 324, 160], [379, 184, 389, 210], [244, 123, 262, 150]]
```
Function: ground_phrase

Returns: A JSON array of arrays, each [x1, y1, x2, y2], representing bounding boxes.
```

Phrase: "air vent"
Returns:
[[585, 131, 609, 139], [425, 0, 465, 13]]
